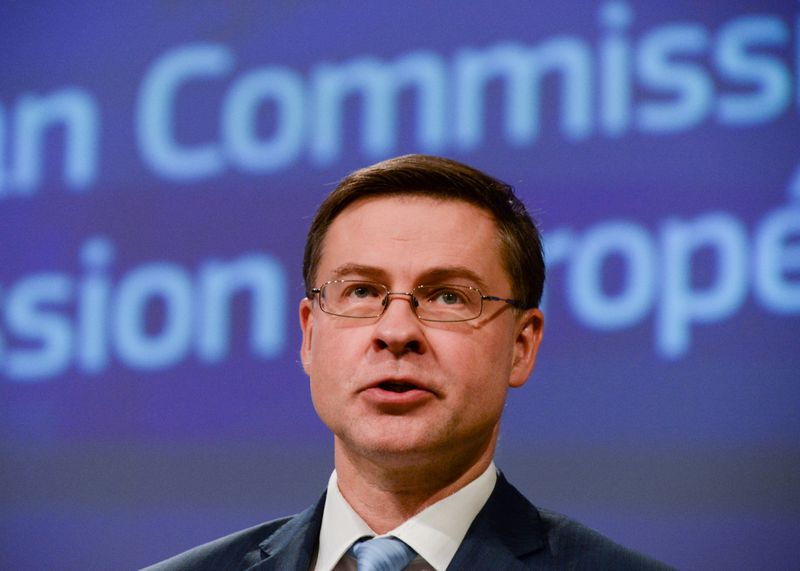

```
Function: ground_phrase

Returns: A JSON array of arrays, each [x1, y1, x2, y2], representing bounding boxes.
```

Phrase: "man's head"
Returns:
[[299, 155, 545, 481], [303, 154, 545, 310]]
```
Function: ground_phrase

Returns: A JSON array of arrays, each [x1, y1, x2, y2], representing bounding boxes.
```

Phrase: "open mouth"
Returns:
[[377, 381, 418, 393]]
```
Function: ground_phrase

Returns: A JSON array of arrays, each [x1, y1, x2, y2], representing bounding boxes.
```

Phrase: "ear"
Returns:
[[299, 297, 314, 375], [508, 308, 544, 388]]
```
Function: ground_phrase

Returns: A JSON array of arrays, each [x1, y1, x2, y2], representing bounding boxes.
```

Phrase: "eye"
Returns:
[[428, 287, 468, 305], [342, 282, 382, 299], [438, 290, 462, 304]]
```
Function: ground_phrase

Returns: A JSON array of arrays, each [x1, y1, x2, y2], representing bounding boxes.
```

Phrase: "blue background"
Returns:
[[1, 2, 798, 569]]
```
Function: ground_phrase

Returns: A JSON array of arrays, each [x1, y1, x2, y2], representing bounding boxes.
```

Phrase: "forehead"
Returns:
[[318, 195, 507, 286]]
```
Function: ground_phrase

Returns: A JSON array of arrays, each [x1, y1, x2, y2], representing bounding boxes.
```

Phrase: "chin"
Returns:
[[344, 430, 440, 461]]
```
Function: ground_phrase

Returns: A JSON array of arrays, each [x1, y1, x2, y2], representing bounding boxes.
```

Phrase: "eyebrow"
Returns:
[[419, 266, 490, 292], [330, 263, 388, 281], [328, 263, 490, 292]]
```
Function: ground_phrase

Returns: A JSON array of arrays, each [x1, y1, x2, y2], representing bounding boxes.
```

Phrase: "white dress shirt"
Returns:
[[311, 462, 497, 571]]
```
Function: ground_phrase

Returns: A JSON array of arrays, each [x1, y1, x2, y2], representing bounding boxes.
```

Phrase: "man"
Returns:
[[145, 155, 672, 570]]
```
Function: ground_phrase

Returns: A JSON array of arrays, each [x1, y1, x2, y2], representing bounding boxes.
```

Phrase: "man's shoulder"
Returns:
[[535, 507, 673, 570], [140, 516, 294, 571], [140, 492, 327, 571], [462, 474, 674, 570]]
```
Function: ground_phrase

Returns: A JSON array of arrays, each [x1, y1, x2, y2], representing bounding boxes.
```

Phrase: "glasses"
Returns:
[[309, 280, 523, 322]]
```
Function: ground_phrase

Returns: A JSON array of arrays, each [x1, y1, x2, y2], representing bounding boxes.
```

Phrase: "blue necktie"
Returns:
[[350, 536, 417, 571]]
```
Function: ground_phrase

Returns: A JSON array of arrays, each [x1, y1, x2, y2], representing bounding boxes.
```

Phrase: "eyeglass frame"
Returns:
[[308, 279, 524, 323]]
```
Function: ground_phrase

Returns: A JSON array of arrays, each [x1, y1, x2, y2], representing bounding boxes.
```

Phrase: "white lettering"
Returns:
[[77, 237, 114, 374], [754, 203, 800, 312], [197, 254, 286, 362], [311, 51, 447, 164], [599, 1, 634, 137], [454, 39, 592, 150], [222, 67, 306, 172], [658, 213, 748, 358], [569, 221, 657, 329], [114, 263, 194, 370], [5, 274, 73, 380], [716, 16, 791, 124], [12, 89, 99, 194], [637, 25, 713, 132], [137, 43, 233, 180], [0, 238, 289, 381]]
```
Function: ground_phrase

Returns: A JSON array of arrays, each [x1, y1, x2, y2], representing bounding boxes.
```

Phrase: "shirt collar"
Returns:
[[314, 463, 497, 571], [313, 471, 374, 571]]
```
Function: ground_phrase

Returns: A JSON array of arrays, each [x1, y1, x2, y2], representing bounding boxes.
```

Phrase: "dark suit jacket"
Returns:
[[142, 473, 673, 570]]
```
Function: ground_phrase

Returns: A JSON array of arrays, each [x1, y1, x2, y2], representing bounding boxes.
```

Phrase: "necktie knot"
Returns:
[[350, 536, 417, 571]]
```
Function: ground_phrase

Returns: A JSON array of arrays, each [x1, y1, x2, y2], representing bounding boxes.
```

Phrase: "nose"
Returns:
[[381, 291, 419, 313], [372, 292, 425, 356]]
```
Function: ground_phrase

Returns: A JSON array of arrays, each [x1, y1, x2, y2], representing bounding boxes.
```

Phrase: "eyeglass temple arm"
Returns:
[[482, 295, 525, 309]]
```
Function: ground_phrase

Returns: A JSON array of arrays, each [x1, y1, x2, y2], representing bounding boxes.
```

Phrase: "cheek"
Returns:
[[308, 366, 347, 432], [308, 375, 328, 416], [306, 329, 361, 400], [310, 327, 362, 373], [454, 329, 516, 375], [456, 339, 516, 407], [441, 346, 511, 402]]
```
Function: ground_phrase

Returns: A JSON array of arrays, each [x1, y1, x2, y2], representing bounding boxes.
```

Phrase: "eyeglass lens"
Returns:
[[319, 281, 482, 322]]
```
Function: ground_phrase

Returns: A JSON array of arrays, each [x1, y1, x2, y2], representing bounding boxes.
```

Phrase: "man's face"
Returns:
[[299, 195, 543, 469]]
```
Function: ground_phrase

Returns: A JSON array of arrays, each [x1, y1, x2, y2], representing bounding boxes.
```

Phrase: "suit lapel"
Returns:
[[245, 492, 326, 571], [242, 475, 547, 570], [447, 473, 548, 570]]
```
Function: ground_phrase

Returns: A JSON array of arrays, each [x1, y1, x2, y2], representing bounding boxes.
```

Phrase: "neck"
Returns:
[[332, 432, 497, 534]]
